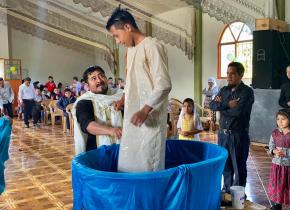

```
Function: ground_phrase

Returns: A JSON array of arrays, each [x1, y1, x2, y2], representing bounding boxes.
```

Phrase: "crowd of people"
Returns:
[[0, 74, 126, 130]]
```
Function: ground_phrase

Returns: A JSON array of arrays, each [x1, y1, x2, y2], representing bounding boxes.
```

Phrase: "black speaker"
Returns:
[[252, 30, 290, 89]]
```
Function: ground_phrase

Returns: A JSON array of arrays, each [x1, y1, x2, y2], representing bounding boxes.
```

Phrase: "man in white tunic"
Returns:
[[106, 8, 172, 172]]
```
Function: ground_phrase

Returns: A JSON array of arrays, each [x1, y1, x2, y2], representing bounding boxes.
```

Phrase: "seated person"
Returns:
[[72, 66, 123, 154], [57, 88, 76, 130], [50, 88, 62, 100], [177, 98, 203, 140], [79, 89, 86, 96], [279, 65, 290, 109], [41, 86, 50, 99], [32, 87, 46, 127]]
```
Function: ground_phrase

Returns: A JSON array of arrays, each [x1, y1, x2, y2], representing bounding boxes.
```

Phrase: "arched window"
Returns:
[[218, 22, 253, 78]]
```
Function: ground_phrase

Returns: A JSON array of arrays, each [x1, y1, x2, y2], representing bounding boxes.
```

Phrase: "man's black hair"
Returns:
[[106, 7, 138, 30], [64, 88, 71, 93], [183, 98, 195, 114], [108, 77, 113, 80], [0, 77, 3, 81], [228, 62, 245, 77], [48, 76, 53, 79], [183, 98, 194, 106], [277, 108, 290, 121], [24, 77, 31, 82], [83, 65, 105, 83], [73, 76, 78, 81]]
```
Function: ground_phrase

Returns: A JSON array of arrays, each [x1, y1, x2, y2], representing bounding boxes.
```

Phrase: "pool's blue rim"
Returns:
[[71, 140, 228, 179]]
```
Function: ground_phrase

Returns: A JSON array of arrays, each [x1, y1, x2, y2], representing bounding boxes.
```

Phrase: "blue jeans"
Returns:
[[218, 129, 250, 192], [63, 111, 70, 129]]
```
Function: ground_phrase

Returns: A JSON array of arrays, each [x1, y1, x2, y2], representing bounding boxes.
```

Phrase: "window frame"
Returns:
[[217, 21, 253, 79]]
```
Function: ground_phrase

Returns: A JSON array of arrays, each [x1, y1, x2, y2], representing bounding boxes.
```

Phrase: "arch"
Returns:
[[217, 21, 253, 79]]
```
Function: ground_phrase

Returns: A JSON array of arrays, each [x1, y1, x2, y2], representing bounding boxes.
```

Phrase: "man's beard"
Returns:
[[96, 84, 108, 94]]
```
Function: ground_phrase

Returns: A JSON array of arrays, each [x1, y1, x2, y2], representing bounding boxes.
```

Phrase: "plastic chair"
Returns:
[[42, 99, 51, 125], [48, 100, 63, 126], [63, 103, 74, 135], [168, 98, 182, 136]]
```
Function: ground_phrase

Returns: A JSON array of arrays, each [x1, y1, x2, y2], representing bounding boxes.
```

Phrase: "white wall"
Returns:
[[286, 0, 290, 26], [154, 7, 194, 38], [202, 13, 225, 89], [166, 44, 194, 100], [0, 22, 9, 59], [9, 28, 110, 86], [93, 55, 112, 79]]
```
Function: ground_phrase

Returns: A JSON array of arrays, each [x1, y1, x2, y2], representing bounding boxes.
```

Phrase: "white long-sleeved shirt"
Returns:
[[18, 83, 35, 102], [0, 82, 14, 107]]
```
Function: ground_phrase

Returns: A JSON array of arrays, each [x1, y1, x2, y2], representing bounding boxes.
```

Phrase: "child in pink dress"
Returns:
[[267, 109, 290, 210]]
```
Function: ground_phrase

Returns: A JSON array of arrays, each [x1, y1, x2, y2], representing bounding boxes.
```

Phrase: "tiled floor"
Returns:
[[199, 132, 273, 208], [0, 120, 278, 209], [0, 120, 74, 210]]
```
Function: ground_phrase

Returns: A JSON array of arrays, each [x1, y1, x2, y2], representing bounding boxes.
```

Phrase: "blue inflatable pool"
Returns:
[[72, 140, 228, 210]]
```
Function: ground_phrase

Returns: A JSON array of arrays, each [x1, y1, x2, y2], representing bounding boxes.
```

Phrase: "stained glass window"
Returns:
[[218, 22, 253, 78]]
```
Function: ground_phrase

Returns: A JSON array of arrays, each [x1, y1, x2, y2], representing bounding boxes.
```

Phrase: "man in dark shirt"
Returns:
[[279, 65, 290, 109], [57, 88, 76, 130], [210, 62, 254, 193], [75, 66, 122, 153]]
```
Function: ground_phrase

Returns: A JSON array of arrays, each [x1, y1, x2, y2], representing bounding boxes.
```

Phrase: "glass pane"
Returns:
[[238, 24, 253, 41], [4, 59, 21, 80], [220, 44, 235, 77], [236, 41, 253, 78], [221, 27, 235, 43], [229, 22, 244, 40]]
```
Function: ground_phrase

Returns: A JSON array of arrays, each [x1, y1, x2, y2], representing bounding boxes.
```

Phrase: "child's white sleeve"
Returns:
[[268, 134, 275, 155]]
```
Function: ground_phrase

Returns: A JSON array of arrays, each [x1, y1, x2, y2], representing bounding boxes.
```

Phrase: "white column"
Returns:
[[0, 9, 9, 59], [0, 9, 9, 78], [286, 0, 290, 24]]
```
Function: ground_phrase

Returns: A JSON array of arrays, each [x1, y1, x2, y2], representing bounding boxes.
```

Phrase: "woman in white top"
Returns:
[[202, 77, 219, 130]]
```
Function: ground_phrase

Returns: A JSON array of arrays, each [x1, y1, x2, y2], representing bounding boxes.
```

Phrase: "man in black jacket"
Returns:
[[279, 65, 290, 109], [210, 62, 254, 193]]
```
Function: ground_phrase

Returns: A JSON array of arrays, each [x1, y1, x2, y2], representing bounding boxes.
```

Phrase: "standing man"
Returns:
[[18, 77, 35, 128], [72, 77, 82, 96], [0, 78, 14, 118], [279, 65, 290, 109], [210, 62, 254, 193], [106, 8, 172, 172]]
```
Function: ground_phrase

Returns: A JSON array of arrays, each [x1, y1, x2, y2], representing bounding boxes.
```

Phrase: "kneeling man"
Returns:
[[72, 66, 123, 155]]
